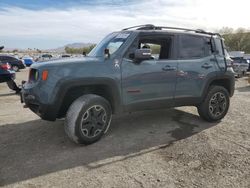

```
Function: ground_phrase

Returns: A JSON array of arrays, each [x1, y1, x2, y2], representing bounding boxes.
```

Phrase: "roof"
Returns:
[[0, 54, 19, 59], [0, 54, 14, 57], [121, 24, 221, 37]]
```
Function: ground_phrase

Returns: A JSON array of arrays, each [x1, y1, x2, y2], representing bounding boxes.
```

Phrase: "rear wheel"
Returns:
[[197, 86, 230, 122], [64, 94, 112, 145]]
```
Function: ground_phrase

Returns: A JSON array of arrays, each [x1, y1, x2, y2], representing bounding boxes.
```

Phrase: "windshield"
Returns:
[[88, 32, 130, 57]]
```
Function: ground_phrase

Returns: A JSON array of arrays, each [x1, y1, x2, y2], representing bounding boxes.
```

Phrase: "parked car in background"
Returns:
[[244, 54, 250, 71], [61, 54, 71, 58], [247, 59, 250, 72], [0, 62, 15, 83], [22, 56, 34, 67], [229, 51, 245, 58], [231, 57, 249, 77], [36, 54, 53, 62], [0, 55, 25, 72]]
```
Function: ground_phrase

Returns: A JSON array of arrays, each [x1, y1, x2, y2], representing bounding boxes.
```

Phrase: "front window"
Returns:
[[126, 35, 173, 60], [88, 32, 130, 57]]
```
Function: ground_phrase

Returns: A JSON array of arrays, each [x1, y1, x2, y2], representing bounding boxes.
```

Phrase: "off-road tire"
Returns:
[[65, 94, 112, 145], [197, 86, 230, 122]]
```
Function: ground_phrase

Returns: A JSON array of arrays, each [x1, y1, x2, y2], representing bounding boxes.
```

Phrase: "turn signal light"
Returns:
[[42, 70, 48, 81]]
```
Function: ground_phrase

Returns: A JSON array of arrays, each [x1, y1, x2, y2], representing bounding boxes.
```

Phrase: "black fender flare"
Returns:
[[51, 77, 122, 117], [201, 72, 235, 102]]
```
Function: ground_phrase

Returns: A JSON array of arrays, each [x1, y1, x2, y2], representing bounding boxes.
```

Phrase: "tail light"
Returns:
[[0, 63, 11, 70], [42, 70, 48, 81], [227, 62, 233, 67]]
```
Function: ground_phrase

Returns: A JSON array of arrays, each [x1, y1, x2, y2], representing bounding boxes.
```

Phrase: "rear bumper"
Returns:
[[0, 72, 15, 83]]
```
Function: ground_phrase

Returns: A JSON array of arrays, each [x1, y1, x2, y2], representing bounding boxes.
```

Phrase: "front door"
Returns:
[[121, 34, 178, 111]]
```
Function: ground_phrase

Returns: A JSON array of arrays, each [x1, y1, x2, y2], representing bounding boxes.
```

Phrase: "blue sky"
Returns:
[[0, 0, 249, 49], [0, 0, 136, 10]]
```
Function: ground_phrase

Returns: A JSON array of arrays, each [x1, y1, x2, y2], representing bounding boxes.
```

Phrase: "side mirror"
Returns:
[[134, 49, 152, 60], [104, 48, 110, 59]]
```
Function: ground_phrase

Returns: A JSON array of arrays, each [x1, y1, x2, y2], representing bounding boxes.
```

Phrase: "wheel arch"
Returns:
[[53, 78, 122, 118], [202, 75, 234, 101]]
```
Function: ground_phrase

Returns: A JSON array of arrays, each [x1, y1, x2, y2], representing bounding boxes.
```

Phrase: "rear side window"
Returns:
[[231, 58, 241, 63], [8, 57, 17, 61], [3, 56, 17, 62], [179, 35, 205, 59]]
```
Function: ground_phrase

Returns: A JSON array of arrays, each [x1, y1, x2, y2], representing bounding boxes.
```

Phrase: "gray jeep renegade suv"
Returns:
[[21, 24, 235, 145]]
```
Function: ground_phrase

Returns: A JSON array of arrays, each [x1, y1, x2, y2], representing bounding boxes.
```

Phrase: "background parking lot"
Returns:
[[0, 69, 250, 187]]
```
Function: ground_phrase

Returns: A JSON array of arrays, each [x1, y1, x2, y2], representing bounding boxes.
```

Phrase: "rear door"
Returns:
[[0, 56, 7, 63], [175, 34, 217, 104]]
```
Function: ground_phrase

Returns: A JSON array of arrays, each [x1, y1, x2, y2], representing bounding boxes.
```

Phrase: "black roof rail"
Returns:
[[122, 24, 157, 31], [122, 24, 220, 36]]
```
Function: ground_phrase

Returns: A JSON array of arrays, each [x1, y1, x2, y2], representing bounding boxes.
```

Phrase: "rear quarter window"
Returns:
[[214, 38, 224, 56], [0, 56, 7, 61], [4, 56, 17, 62]]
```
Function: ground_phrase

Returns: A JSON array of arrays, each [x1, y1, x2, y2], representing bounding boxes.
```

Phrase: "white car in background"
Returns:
[[36, 54, 53, 62], [231, 57, 249, 77], [228, 51, 249, 77]]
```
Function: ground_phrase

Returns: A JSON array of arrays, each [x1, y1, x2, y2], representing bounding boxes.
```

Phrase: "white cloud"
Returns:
[[0, 0, 249, 48]]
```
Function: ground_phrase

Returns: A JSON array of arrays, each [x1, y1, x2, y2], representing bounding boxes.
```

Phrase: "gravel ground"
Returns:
[[0, 69, 250, 188]]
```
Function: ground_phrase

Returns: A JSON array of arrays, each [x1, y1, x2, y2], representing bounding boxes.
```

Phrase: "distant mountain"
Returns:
[[1, 43, 95, 53], [49, 43, 95, 53]]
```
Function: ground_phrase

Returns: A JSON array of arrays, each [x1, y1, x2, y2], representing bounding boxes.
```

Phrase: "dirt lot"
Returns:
[[0, 69, 250, 188]]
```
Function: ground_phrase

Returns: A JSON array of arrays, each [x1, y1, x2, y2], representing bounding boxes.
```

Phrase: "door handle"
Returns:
[[210, 58, 217, 62], [201, 63, 212, 69], [162, 65, 177, 71]]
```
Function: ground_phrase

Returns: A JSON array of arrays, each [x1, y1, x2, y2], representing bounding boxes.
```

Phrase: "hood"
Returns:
[[31, 56, 101, 69]]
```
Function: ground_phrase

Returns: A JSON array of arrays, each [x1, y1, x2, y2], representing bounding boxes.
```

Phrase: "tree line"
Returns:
[[65, 45, 96, 54], [219, 28, 250, 53]]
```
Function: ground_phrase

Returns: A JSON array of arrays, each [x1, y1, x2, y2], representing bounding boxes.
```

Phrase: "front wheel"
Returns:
[[64, 94, 112, 145], [197, 86, 230, 122]]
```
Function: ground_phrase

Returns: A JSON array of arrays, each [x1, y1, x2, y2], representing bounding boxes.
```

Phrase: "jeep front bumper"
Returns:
[[20, 82, 57, 121]]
